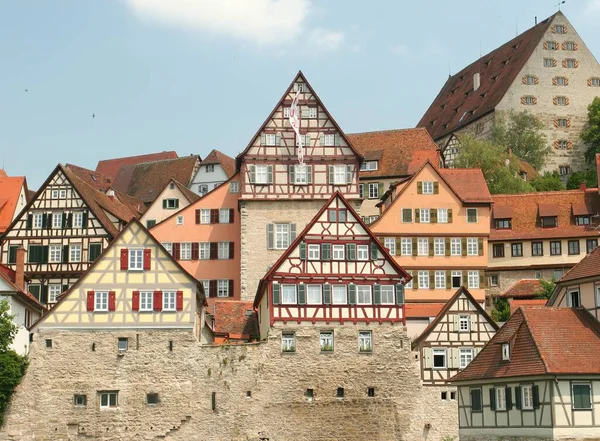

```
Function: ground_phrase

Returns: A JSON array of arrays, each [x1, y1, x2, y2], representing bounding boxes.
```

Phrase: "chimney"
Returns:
[[473, 72, 481, 91], [535, 16, 537, 25], [580, 182, 587, 191], [15, 247, 25, 292]]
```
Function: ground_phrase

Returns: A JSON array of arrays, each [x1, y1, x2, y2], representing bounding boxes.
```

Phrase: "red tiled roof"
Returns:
[[499, 279, 543, 299], [65, 164, 114, 192], [509, 299, 547, 314], [439, 168, 493, 203], [539, 204, 559, 217], [200, 149, 235, 179], [451, 307, 600, 382], [112, 156, 200, 204], [490, 189, 600, 241], [96, 151, 178, 178], [213, 300, 258, 341], [171, 179, 201, 204], [347, 128, 439, 178], [0, 176, 26, 234], [405, 303, 445, 319], [0, 263, 44, 311], [559, 246, 600, 282], [417, 13, 556, 141]]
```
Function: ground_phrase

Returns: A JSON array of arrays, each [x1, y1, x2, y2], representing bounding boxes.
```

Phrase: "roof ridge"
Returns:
[[559, 246, 600, 282], [493, 188, 592, 198], [518, 308, 550, 373], [347, 127, 429, 136]]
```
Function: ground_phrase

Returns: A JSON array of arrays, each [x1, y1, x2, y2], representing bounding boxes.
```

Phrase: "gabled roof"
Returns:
[[490, 189, 600, 241], [451, 307, 600, 382], [253, 191, 411, 308], [96, 151, 179, 178], [65, 164, 114, 192], [498, 279, 544, 299], [417, 13, 557, 140], [405, 302, 446, 319], [347, 128, 439, 178], [0, 264, 44, 312], [412, 287, 498, 349], [200, 149, 235, 179], [235, 71, 364, 170], [170, 179, 201, 204], [112, 156, 200, 204], [510, 299, 547, 314], [0, 175, 27, 234], [558, 245, 600, 283], [212, 300, 259, 341]]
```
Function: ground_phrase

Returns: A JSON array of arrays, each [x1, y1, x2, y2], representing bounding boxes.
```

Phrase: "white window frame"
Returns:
[[522, 385, 533, 410], [422, 181, 434, 194], [437, 208, 448, 223], [281, 284, 297, 304], [544, 58, 555, 67], [293, 164, 309, 185], [275, 224, 291, 250], [459, 315, 470, 332], [451, 271, 462, 289], [420, 208, 430, 223], [180, 243, 192, 260], [199, 242, 210, 260], [48, 284, 61, 303], [308, 244, 320, 260], [217, 242, 230, 260], [217, 280, 229, 298], [468, 270, 480, 289], [200, 209, 210, 224], [162, 291, 176, 311], [357, 245, 369, 261], [333, 165, 346, 185], [140, 291, 153, 311], [401, 238, 412, 256], [52, 212, 62, 229], [332, 244, 345, 261], [435, 271, 446, 289], [417, 238, 429, 256], [95, 292, 108, 312], [219, 209, 230, 224], [229, 181, 240, 193], [434, 238, 445, 256], [176, 216, 184, 225], [264, 133, 277, 146], [320, 331, 333, 351], [384, 238, 396, 255], [283, 107, 290, 118], [459, 348, 474, 369], [99, 391, 118, 409], [49, 244, 62, 263], [432, 348, 446, 369], [380, 285, 395, 304], [467, 208, 478, 223], [564, 59, 576, 68], [405, 271, 413, 289], [281, 333, 296, 352], [308, 107, 317, 119], [467, 238, 478, 256], [356, 285, 372, 305], [451, 238, 461, 256], [358, 331, 372, 352], [33, 213, 43, 229], [418, 271, 429, 289], [368, 183, 379, 199], [496, 387, 507, 411], [332, 285, 347, 304], [72, 212, 83, 228], [70, 243, 82, 263], [556, 77, 567, 86], [128, 249, 143, 271], [502, 343, 510, 360], [323, 134, 336, 147], [307, 285, 322, 304], [165, 198, 178, 209], [162, 242, 172, 255], [255, 165, 269, 184]]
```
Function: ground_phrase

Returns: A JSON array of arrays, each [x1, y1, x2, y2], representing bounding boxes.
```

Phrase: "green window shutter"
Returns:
[[26, 214, 32, 230], [328, 166, 334, 184], [370, 242, 378, 260], [248, 165, 256, 184], [323, 284, 331, 304], [162, 199, 167, 209], [396, 284, 405, 305], [267, 224, 274, 250], [298, 284, 306, 305], [82, 211, 89, 228], [8, 246, 17, 264], [62, 245, 69, 263], [307, 166, 313, 184], [412, 238, 418, 257], [299, 242, 306, 260], [62, 213, 67, 229], [175, 199, 179, 209], [378, 182, 384, 196], [461, 238, 467, 256], [267, 166, 273, 184], [515, 386, 522, 410], [415, 209, 420, 223], [42, 246, 49, 264], [62, 284, 69, 293], [433, 182, 439, 194], [290, 223, 297, 241], [348, 284, 357, 305], [289, 165, 295, 184], [489, 388, 496, 411], [395, 238, 401, 256], [346, 165, 352, 184], [448, 209, 453, 223], [373, 284, 381, 305], [431, 208, 438, 223], [478, 238, 484, 256], [272, 284, 281, 305], [417, 182, 423, 194], [359, 183, 364, 198], [445, 238, 451, 256], [346, 243, 356, 261], [322, 243, 331, 261], [506, 387, 513, 410], [429, 238, 434, 256]]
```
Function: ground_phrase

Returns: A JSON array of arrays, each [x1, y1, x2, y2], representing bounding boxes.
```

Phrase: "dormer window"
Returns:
[[541, 216, 558, 228], [421, 181, 434, 195], [494, 219, 511, 229], [502, 343, 510, 361], [206, 165, 215, 173], [576, 216, 590, 226], [360, 161, 378, 171]]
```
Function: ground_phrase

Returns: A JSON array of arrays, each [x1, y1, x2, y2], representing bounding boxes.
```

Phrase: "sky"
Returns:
[[1, 0, 599, 189]]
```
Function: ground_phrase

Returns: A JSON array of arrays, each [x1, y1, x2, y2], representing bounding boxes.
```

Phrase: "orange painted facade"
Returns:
[[150, 175, 241, 307]]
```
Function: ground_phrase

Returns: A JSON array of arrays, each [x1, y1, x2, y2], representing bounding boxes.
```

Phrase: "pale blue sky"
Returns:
[[1, 0, 599, 188]]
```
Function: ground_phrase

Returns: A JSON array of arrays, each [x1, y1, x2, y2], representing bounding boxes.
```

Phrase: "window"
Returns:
[[217, 242, 230, 259], [401, 238, 412, 256], [336, 387, 345, 398], [33, 213, 43, 229], [572, 383, 592, 410], [282, 285, 296, 304], [229, 181, 240, 193], [532, 242, 543, 256], [180, 243, 192, 260], [568, 240, 580, 255], [95, 292, 108, 312], [128, 249, 143, 270], [556, 118, 569, 129], [308, 244, 320, 260], [198, 242, 210, 260], [198, 185, 208, 195], [332, 285, 347, 304], [356, 285, 372, 304], [176, 216, 184, 225], [291, 164, 310, 185], [255, 165, 269, 184], [282, 333, 296, 352], [522, 385, 533, 409], [564, 58, 577, 68], [283, 107, 290, 117], [70, 244, 81, 262], [384, 238, 396, 255], [576, 216, 591, 226], [275, 224, 291, 249], [164, 198, 178, 209], [490, 275, 499, 287], [359, 184, 364, 199], [146, 220, 156, 228], [434, 238, 445, 256], [405, 271, 413, 289], [357, 245, 369, 261], [72, 212, 83, 228], [332, 244, 345, 260], [471, 389, 482, 411], [307, 285, 322, 304], [333, 165, 346, 185], [368, 388, 375, 398], [495, 219, 511, 229], [459, 315, 470, 332], [437, 208, 448, 223], [48, 284, 61, 303], [418, 271, 429, 289], [201, 280, 210, 298], [140, 291, 153, 311], [52, 212, 62, 229], [99, 392, 118, 409], [419, 208, 430, 223], [541, 216, 558, 228], [590, 78, 600, 87], [511, 243, 523, 257], [524, 75, 537, 85], [320, 331, 333, 352], [568, 290, 581, 308], [417, 238, 428, 256], [555, 76, 568, 86], [369, 215, 379, 223], [493, 243, 505, 258], [550, 241, 562, 255], [535, 270, 542, 279], [459, 348, 474, 368], [435, 271, 446, 289], [451, 238, 461, 256], [198, 209, 209, 224], [358, 331, 372, 352], [451, 271, 462, 289], [544, 57, 556, 67], [147, 393, 159, 405], [422, 181, 434, 194], [118, 338, 128, 352], [546, 41, 559, 50], [402, 208, 412, 223], [217, 280, 229, 297], [468, 271, 479, 289], [218, 209, 230, 224], [73, 395, 87, 406], [522, 96, 536, 105], [49, 245, 62, 263], [495, 387, 507, 411], [467, 238, 478, 256], [380, 285, 395, 304], [360, 161, 378, 171], [162, 291, 176, 311], [368, 183, 379, 199], [559, 165, 571, 175], [555, 96, 568, 106], [502, 343, 510, 360], [555, 24, 567, 34], [432, 348, 446, 369], [466, 208, 478, 223], [264, 134, 277, 146], [586, 239, 598, 253], [323, 134, 336, 146], [553, 269, 563, 280]]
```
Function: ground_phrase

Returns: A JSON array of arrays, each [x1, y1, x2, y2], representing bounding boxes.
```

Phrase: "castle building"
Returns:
[[418, 11, 600, 177]]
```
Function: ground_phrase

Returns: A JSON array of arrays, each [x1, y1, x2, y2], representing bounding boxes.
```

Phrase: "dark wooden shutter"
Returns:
[[461, 238, 467, 256], [108, 291, 116, 311], [272, 284, 281, 305], [86, 291, 95, 311], [67, 213, 73, 228], [429, 238, 434, 256], [62, 213, 67, 229], [370, 242, 378, 260], [532, 385, 540, 409], [417, 182, 423, 194], [445, 238, 451, 256], [210, 280, 218, 298], [347, 243, 356, 261], [298, 284, 306, 305], [448, 209, 453, 223], [162, 199, 167, 209], [290, 223, 297, 242], [153, 291, 163, 311], [62, 245, 69, 263], [120, 249, 129, 270], [42, 246, 49, 264], [191, 243, 199, 260], [228, 280, 234, 297], [229, 209, 234, 223], [348, 284, 357, 305], [228, 242, 234, 259], [323, 284, 331, 304], [82, 211, 89, 228], [515, 387, 522, 410], [210, 209, 219, 224], [289, 164, 295, 184], [396, 284, 405, 305], [176, 291, 184, 311], [433, 182, 439, 194], [26, 214, 32, 230], [195, 209, 201, 224], [430, 208, 437, 223], [478, 238, 484, 256], [412, 238, 418, 257], [299, 242, 306, 260], [62, 284, 68, 293], [143, 249, 151, 270], [172, 243, 181, 260], [322, 243, 331, 261], [373, 284, 381, 305], [210, 242, 217, 260], [489, 388, 496, 411], [132, 291, 140, 311], [505, 386, 513, 410], [40, 285, 48, 304], [267, 224, 274, 250], [175, 199, 179, 209]]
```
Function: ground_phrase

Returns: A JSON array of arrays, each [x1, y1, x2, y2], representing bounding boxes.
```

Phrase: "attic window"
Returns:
[[512, 43, 520, 50], [430, 120, 436, 126], [450, 88, 458, 95], [443, 123, 449, 129], [492, 75, 499, 82], [92, 176, 97, 181], [485, 60, 492, 67], [502, 343, 510, 360], [459, 75, 465, 81], [464, 90, 471, 97], [480, 92, 487, 98], [454, 107, 460, 113], [501, 59, 509, 66], [440, 103, 447, 109]]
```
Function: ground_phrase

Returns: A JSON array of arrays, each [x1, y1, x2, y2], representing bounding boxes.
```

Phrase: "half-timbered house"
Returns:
[[0, 164, 141, 305], [411, 287, 498, 388], [236, 72, 364, 301], [451, 306, 600, 441], [140, 178, 200, 229]]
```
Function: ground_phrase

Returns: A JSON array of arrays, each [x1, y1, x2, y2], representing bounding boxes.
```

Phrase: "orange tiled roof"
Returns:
[[96, 151, 178, 178], [171, 179, 201, 204], [510, 299, 547, 314], [452, 307, 600, 382], [0, 264, 44, 311], [347, 128, 439, 179], [200, 149, 236, 179], [559, 245, 600, 282], [213, 300, 258, 341], [65, 164, 114, 191], [491, 189, 600, 241], [439, 168, 493, 203], [499, 279, 543, 299], [405, 303, 446, 319], [0, 176, 26, 234], [417, 13, 556, 141]]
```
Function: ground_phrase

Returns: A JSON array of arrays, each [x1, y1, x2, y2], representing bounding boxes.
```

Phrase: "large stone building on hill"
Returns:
[[418, 11, 600, 178]]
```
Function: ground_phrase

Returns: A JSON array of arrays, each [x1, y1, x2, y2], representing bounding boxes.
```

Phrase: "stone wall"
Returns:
[[486, 266, 572, 298], [2, 324, 458, 441]]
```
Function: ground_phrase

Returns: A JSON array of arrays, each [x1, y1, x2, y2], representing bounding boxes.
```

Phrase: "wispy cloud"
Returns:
[[390, 44, 409, 56], [125, 0, 344, 50]]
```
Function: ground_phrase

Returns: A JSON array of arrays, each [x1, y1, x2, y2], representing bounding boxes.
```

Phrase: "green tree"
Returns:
[[530, 172, 565, 192], [537, 280, 556, 300], [453, 136, 533, 194], [0, 300, 17, 353], [491, 298, 511, 322], [580, 97, 600, 163], [566, 169, 598, 190], [493, 110, 550, 170]]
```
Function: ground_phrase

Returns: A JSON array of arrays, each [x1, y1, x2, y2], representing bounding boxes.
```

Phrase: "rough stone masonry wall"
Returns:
[[1, 324, 457, 441]]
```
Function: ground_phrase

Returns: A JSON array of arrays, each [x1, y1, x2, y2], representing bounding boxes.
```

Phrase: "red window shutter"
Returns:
[[108, 291, 116, 311], [191, 243, 199, 260], [209, 280, 218, 298], [210, 242, 217, 260], [228, 280, 234, 297], [229, 208, 234, 223], [86, 291, 95, 311], [132, 291, 140, 311], [143, 248, 151, 270], [229, 242, 234, 259], [176, 291, 183, 311], [210, 209, 219, 224], [153, 290, 163, 311], [120, 249, 129, 270], [173, 243, 181, 260], [195, 209, 201, 225]]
